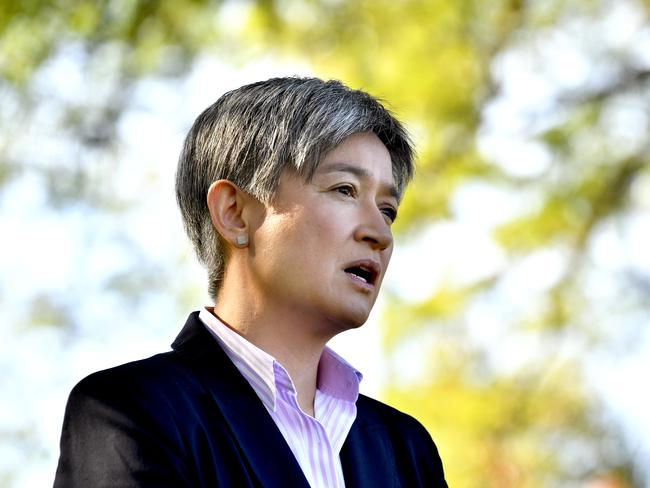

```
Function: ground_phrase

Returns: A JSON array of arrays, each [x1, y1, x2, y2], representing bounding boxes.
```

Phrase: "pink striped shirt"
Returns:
[[199, 308, 361, 488]]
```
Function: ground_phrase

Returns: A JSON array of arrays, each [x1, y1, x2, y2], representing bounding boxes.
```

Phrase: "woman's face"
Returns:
[[247, 131, 399, 333]]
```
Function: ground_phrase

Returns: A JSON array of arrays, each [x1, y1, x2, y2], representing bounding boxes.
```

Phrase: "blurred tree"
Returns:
[[0, 0, 227, 200], [242, 0, 650, 485], [2, 0, 649, 486]]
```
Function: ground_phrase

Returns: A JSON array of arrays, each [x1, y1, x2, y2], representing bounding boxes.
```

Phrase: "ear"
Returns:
[[206, 180, 257, 249]]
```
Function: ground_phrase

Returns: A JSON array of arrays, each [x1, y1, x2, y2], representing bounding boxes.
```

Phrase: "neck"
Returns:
[[213, 283, 337, 417]]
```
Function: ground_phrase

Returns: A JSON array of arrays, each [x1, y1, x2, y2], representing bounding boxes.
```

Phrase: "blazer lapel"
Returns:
[[171, 312, 310, 488], [340, 405, 399, 488]]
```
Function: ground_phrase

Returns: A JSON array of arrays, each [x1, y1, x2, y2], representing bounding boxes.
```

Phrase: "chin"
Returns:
[[326, 305, 372, 332]]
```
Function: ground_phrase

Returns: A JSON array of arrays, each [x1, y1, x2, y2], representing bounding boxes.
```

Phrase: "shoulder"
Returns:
[[358, 394, 446, 471], [72, 352, 187, 397], [56, 353, 204, 486], [355, 393, 440, 451], [356, 393, 429, 435], [351, 394, 448, 486], [66, 351, 202, 425], [60, 351, 210, 457]]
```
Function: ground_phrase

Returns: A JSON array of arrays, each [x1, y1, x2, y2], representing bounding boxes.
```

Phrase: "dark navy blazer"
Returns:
[[54, 312, 447, 487]]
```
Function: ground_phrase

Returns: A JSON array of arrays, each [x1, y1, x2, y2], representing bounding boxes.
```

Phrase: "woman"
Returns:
[[55, 77, 447, 487]]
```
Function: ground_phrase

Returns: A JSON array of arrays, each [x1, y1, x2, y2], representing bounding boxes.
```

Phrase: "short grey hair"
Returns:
[[176, 77, 414, 299]]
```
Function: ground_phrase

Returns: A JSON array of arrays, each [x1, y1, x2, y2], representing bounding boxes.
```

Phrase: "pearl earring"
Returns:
[[235, 235, 249, 246]]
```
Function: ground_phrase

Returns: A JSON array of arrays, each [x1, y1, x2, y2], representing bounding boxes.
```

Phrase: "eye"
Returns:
[[334, 184, 356, 197], [380, 206, 398, 223]]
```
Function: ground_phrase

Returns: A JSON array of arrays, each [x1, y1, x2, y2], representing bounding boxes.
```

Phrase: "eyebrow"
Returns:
[[318, 163, 400, 200]]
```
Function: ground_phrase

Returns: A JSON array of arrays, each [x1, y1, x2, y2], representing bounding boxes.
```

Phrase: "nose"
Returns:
[[354, 205, 393, 251]]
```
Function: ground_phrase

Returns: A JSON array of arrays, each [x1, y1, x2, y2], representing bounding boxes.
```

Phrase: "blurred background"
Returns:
[[1, 0, 649, 486]]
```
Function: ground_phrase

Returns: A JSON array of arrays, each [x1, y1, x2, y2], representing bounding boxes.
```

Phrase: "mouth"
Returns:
[[344, 260, 380, 288]]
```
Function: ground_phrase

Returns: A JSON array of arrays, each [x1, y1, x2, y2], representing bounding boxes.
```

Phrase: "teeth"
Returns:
[[346, 266, 371, 283]]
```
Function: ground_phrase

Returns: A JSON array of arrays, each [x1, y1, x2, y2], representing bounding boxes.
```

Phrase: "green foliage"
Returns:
[[242, 0, 650, 484], [386, 365, 634, 487], [382, 277, 496, 347], [0, 0, 224, 85]]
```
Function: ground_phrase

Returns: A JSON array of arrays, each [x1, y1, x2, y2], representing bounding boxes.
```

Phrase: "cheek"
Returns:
[[310, 205, 350, 235], [253, 212, 320, 271], [384, 245, 394, 264], [377, 246, 394, 284], [254, 204, 349, 269], [254, 215, 296, 263], [291, 206, 346, 246]]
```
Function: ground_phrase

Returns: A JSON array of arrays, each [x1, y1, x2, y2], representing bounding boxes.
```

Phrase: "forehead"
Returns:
[[314, 132, 399, 197]]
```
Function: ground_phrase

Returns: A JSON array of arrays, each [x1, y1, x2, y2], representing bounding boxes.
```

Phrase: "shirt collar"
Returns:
[[317, 347, 363, 402], [198, 307, 362, 410]]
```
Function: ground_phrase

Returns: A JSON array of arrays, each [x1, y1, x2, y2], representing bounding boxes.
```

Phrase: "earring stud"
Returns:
[[235, 235, 249, 246]]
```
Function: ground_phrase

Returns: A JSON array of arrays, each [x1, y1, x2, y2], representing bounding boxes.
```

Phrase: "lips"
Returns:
[[343, 259, 380, 287]]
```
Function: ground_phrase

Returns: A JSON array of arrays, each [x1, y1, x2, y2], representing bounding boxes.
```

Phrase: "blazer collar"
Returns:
[[340, 399, 400, 488], [171, 312, 310, 488]]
